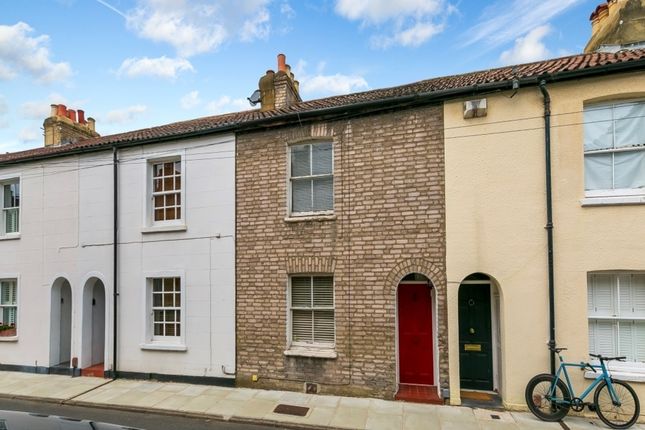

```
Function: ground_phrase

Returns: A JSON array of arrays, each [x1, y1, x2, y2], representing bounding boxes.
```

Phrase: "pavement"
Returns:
[[0, 371, 640, 430]]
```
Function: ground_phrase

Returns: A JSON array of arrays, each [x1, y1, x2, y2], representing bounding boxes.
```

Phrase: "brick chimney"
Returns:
[[43, 104, 99, 146], [258, 53, 301, 112]]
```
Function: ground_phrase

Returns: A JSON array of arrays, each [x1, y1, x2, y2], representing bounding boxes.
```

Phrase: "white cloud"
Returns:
[[18, 127, 39, 143], [205, 96, 250, 115], [180, 90, 201, 109], [0, 96, 8, 129], [19, 93, 83, 120], [280, 1, 295, 19], [105, 105, 147, 124], [125, 0, 271, 57], [295, 60, 369, 97], [240, 8, 270, 42], [465, 0, 583, 49], [334, 0, 452, 48], [500, 25, 552, 65], [0, 22, 72, 83], [117, 56, 194, 79]]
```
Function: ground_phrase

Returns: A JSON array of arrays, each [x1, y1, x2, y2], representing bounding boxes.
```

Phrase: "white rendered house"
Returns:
[[0, 105, 236, 383]]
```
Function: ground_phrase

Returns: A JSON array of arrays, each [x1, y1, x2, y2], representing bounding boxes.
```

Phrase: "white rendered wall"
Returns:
[[0, 132, 235, 380]]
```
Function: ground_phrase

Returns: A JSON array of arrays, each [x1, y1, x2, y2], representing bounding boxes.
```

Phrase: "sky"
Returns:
[[0, 0, 599, 153]]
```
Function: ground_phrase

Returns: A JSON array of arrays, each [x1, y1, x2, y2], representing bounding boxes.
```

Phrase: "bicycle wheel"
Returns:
[[525, 373, 571, 421], [594, 380, 640, 429]]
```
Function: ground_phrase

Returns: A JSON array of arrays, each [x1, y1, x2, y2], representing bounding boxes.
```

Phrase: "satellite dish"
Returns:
[[247, 90, 261, 106]]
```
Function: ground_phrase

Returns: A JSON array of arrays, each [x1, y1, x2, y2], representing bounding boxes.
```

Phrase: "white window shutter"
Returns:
[[591, 274, 615, 317], [594, 320, 617, 357], [292, 310, 312, 342], [313, 310, 335, 344], [619, 321, 634, 361], [619, 274, 633, 318], [634, 322, 645, 362], [632, 275, 645, 318]]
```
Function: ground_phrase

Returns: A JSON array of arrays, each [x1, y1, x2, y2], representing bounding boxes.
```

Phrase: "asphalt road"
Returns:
[[0, 398, 289, 430]]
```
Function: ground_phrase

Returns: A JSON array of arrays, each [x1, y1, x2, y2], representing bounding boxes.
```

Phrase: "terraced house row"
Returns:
[[1, 6, 645, 414]]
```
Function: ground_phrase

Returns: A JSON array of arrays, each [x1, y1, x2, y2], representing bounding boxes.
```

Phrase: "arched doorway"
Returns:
[[50, 278, 72, 367], [396, 273, 437, 400], [458, 273, 502, 393], [81, 278, 105, 372]]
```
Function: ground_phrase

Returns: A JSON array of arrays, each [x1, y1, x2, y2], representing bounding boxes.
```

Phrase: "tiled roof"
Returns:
[[2, 48, 645, 164]]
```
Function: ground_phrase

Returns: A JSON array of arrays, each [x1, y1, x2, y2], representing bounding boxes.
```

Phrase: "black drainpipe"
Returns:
[[539, 81, 556, 375], [112, 146, 119, 380]]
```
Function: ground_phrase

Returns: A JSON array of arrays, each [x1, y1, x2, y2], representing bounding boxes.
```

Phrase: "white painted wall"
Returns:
[[0, 133, 236, 379]]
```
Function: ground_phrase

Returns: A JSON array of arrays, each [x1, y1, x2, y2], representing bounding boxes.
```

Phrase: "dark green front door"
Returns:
[[459, 283, 493, 391]]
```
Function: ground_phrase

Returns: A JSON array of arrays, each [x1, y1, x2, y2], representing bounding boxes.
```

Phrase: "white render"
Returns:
[[0, 133, 236, 380]]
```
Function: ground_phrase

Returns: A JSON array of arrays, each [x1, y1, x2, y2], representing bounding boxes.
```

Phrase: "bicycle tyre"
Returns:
[[525, 373, 571, 422], [594, 379, 640, 429]]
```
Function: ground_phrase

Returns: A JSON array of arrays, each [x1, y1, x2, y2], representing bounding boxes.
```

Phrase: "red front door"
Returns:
[[398, 283, 434, 385]]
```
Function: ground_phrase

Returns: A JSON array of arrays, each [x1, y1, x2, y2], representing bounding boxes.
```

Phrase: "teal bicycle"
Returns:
[[525, 347, 640, 429]]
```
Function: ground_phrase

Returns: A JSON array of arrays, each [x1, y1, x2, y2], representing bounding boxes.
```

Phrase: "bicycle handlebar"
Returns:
[[589, 353, 626, 362]]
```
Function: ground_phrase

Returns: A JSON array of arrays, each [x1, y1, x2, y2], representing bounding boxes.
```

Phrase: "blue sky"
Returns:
[[1, 0, 598, 153]]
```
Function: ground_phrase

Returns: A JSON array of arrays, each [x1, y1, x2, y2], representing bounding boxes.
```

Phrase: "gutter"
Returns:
[[539, 82, 557, 375], [112, 146, 119, 380], [1, 57, 645, 168]]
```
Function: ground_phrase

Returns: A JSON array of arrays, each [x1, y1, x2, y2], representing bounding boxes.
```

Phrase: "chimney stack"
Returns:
[[585, 0, 645, 53], [43, 104, 100, 147], [258, 53, 302, 112]]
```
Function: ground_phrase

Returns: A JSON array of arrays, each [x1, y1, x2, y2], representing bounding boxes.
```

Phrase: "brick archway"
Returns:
[[386, 258, 449, 394]]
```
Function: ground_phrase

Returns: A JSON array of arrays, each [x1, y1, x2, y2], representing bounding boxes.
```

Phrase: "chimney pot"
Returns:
[[68, 109, 77, 123], [50, 104, 58, 117], [277, 53, 286, 72], [57, 104, 67, 117], [77, 109, 86, 124], [87, 117, 96, 132]]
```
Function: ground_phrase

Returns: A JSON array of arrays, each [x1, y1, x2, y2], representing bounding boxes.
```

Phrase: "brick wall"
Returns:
[[236, 105, 447, 399]]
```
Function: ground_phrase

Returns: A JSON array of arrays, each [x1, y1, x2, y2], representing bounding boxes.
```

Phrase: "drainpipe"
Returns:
[[539, 81, 556, 375], [112, 146, 119, 379]]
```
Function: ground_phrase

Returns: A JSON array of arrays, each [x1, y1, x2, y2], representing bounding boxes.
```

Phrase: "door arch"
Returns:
[[458, 273, 502, 392], [397, 273, 435, 386], [81, 277, 106, 369], [50, 278, 72, 367]]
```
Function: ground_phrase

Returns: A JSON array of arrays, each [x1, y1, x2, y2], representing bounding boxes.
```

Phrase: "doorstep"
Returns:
[[395, 384, 443, 405]]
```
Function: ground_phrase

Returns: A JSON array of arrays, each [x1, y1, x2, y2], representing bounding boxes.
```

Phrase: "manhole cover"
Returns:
[[273, 404, 310, 417]]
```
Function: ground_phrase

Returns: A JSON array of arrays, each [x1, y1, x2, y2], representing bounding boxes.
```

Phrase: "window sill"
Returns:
[[284, 214, 336, 223], [584, 370, 645, 382], [0, 233, 20, 241], [0, 336, 18, 342], [580, 195, 645, 207], [141, 224, 187, 234], [284, 347, 337, 359], [140, 343, 187, 352]]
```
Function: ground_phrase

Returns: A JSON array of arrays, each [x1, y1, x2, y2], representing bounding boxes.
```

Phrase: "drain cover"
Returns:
[[273, 404, 310, 416], [491, 415, 501, 420]]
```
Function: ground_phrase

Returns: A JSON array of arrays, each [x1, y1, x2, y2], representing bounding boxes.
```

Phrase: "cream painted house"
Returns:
[[445, 65, 645, 410]]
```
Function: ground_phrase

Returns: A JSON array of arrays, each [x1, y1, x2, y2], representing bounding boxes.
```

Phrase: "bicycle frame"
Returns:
[[550, 353, 622, 406]]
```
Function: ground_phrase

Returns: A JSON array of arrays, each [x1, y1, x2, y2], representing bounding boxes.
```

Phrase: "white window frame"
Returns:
[[287, 141, 334, 217], [0, 176, 20, 239], [286, 275, 336, 356], [586, 272, 645, 380], [583, 100, 645, 201], [0, 276, 19, 341], [143, 153, 187, 233], [140, 271, 186, 351]]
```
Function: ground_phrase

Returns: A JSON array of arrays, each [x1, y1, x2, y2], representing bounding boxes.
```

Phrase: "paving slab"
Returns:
[[0, 371, 631, 430]]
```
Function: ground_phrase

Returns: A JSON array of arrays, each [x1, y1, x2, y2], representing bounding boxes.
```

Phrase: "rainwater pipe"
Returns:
[[112, 146, 119, 380], [539, 81, 556, 375]]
